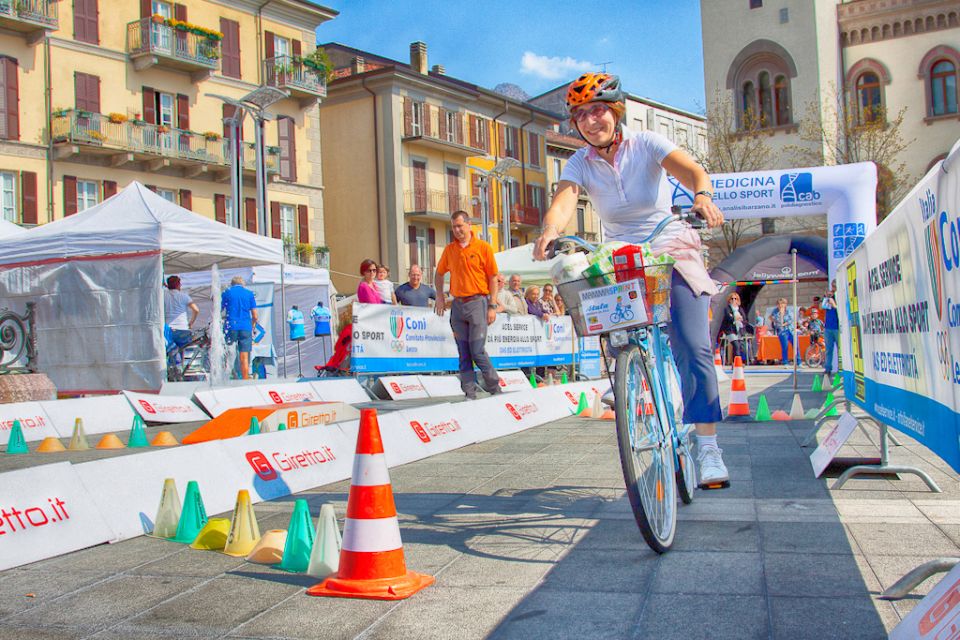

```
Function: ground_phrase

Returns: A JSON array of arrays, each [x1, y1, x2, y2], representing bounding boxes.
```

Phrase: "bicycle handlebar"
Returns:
[[546, 206, 705, 259]]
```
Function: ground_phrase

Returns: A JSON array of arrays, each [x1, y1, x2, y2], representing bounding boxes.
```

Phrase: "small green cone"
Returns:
[[561, 371, 568, 384], [128, 415, 149, 448], [5, 419, 27, 454], [278, 422, 287, 431], [754, 395, 772, 421], [833, 372, 842, 388], [529, 372, 537, 388], [822, 391, 839, 417], [248, 416, 260, 435], [172, 480, 209, 544], [275, 499, 315, 573], [805, 407, 820, 419], [811, 374, 822, 392], [575, 392, 589, 415]]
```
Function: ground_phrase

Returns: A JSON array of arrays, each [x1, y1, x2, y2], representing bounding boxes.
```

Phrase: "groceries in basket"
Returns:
[[580, 241, 626, 286], [550, 252, 590, 285]]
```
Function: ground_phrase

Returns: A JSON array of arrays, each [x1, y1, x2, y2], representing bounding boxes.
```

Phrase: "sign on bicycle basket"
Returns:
[[577, 279, 649, 335]]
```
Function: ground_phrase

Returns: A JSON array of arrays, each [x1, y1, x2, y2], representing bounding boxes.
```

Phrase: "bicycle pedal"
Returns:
[[698, 480, 731, 490]]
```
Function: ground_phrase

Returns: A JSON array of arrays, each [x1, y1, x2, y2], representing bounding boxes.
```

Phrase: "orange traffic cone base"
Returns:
[[306, 570, 435, 601]]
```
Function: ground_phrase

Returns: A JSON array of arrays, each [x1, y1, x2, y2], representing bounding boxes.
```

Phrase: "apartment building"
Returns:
[[0, 0, 334, 264], [318, 41, 557, 292]]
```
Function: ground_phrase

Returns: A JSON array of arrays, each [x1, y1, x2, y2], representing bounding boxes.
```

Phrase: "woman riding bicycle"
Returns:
[[533, 72, 729, 487]]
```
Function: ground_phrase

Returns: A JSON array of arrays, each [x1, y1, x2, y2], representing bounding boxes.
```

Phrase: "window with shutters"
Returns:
[[411, 101, 423, 136], [74, 0, 99, 45], [530, 186, 544, 213], [151, 1, 173, 52], [504, 125, 517, 159], [576, 206, 585, 236], [77, 180, 99, 212], [552, 158, 562, 183], [0, 172, 16, 223], [156, 188, 175, 202], [414, 226, 429, 271], [219, 18, 240, 79], [445, 111, 457, 143], [474, 117, 487, 150], [280, 203, 296, 242], [0, 58, 17, 141], [274, 34, 290, 59], [278, 116, 296, 182], [74, 73, 100, 113], [527, 132, 540, 167]]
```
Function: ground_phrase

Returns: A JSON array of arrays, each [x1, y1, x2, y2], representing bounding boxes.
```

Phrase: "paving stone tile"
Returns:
[[633, 594, 768, 640], [0, 625, 85, 639], [490, 590, 646, 640], [0, 569, 112, 618], [537, 548, 658, 593], [759, 522, 860, 554], [846, 522, 959, 556], [227, 592, 396, 640], [764, 552, 881, 596], [652, 551, 763, 595], [436, 553, 553, 589], [671, 520, 760, 552], [770, 596, 889, 639]]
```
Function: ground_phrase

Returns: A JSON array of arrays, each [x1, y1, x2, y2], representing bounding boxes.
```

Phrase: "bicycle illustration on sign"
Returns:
[[610, 297, 635, 324]]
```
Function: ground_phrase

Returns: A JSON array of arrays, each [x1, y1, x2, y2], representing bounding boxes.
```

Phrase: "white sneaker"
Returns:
[[601, 388, 615, 408], [698, 446, 729, 485]]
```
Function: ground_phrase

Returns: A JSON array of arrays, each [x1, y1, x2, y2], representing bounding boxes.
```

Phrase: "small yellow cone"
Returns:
[[67, 417, 89, 451], [151, 431, 179, 447], [150, 478, 182, 539], [189, 517, 231, 550], [223, 490, 261, 557], [246, 529, 287, 564], [95, 433, 124, 449], [36, 437, 65, 453]]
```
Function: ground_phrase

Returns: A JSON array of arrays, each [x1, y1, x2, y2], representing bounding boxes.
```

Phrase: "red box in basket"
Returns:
[[612, 245, 645, 283]]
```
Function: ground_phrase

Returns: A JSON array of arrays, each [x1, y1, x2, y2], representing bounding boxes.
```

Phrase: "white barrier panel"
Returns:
[[0, 462, 115, 571], [395, 403, 481, 459], [0, 402, 57, 445], [380, 376, 430, 400], [418, 375, 464, 398], [890, 562, 960, 640], [498, 370, 534, 393], [122, 391, 208, 423], [838, 157, 960, 473], [258, 402, 359, 433], [218, 427, 354, 502], [41, 395, 137, 438], [193, 386, 265, 418], [351, 304, 577, 373], [75, 441, 247, 542], [309, 378, 371, 404], [255, 382, 322, 405], [809, 413, 858, 477]]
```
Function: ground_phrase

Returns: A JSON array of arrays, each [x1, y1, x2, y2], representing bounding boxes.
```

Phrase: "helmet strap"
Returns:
[[575, 120, 623, 152]]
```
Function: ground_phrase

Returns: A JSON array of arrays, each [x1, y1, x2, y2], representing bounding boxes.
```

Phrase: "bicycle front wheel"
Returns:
[[614, 344, 677, 553], [804, 345, 823, 368]]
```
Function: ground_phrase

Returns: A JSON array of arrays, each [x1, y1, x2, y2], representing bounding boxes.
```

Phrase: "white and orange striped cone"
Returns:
[[640, 378, 655, 417], [714, 348, 729, 383], [306, 408, 434, 601], [726, 356, 751, 420]]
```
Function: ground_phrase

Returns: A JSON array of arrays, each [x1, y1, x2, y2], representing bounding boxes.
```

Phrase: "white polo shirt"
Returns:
[[560, 127, 682, 250]]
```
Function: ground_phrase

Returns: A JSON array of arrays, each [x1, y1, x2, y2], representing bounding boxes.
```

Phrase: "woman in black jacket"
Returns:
[[718, 292, 753, 364]]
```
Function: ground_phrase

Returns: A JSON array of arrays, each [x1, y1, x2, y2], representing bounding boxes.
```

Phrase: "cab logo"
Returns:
[[779, 172, 820, 203], [505, 402, 537, 421], [138, 399, 157, 414]]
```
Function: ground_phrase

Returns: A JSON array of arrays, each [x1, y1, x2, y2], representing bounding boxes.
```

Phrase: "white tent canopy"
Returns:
[[494, 243, 561, 286], [0, 219, 25, 239], [0, 181, 282, 271]]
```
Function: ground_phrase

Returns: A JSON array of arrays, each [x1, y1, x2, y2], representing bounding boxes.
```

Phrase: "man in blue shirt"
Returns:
[[821, 279, 840, 379], [221, 275, 258, 379], [395, 264, 436, 307]]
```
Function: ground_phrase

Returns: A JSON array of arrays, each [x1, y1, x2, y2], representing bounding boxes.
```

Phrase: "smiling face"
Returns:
[[451, 213, 471, 243], [508, 275, 521, 291], [572, 102, 617, 148], [408, 264, 422, 287]]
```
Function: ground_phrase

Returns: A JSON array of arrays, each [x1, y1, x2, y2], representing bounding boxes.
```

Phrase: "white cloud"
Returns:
[[520, 52, 593, 81]]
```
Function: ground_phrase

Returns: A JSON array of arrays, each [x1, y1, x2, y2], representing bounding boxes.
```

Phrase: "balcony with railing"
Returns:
[[51, 110, 278, 177], [127, 17, 220, 80], [403, 189, 471, 218], [264, 55, 327, 102], [510, 204, 541, 227], [0, 0, 57, 39]]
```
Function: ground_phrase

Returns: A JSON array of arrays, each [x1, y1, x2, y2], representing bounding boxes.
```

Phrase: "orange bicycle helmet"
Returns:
[[566, 73, 624, 109]]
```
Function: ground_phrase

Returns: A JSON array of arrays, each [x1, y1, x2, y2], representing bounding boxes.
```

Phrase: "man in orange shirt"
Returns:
[[435, 210, 501, 400]]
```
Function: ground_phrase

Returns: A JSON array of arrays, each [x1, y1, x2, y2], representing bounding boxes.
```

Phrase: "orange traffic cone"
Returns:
[[641, 378, 655, 417], [306, 409, 434, 601], [714, 348, 729, 383], [727, 356, 750, 420]]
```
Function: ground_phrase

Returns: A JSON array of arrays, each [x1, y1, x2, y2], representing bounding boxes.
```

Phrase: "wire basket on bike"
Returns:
[[557, 263, 674, 336]]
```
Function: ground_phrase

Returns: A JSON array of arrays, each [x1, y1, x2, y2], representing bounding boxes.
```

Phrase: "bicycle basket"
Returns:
[[556, 263, 673, 336]]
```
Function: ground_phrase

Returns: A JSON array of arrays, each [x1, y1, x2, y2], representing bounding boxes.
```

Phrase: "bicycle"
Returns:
[[550, 207, 703, 553], [804, 332, 825, 368], [166, 327, 211, 382], [610, 301, 635, 324]]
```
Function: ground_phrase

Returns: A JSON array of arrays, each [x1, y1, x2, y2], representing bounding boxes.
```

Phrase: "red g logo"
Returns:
[[268, 391, 282, 404], [506, 404, 522, 421], [287, 411, 298, 429], [138, 399, 156, 414], [498, 378, 506, 387], [921, 578, 960, 634], [564, 391, 576, 404], [390, 382, 402, 394], [410, 421, 431, 443], [246, 451, 277, 481]]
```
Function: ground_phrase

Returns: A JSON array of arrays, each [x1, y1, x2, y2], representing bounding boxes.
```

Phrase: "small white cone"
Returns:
[[306, 503, 341, 579], [789, 393, 805, 420], [714, 364, 729, 383], [591, 390, 604, 420]]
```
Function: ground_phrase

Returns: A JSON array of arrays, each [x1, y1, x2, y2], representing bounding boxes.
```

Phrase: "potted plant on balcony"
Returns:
[[151, 13, 165, 24], [314, 245, 330, 268], [108, 112, 127, 124], [157, 124, 170, 134], [295, 243, 313, 265], [303, 48, 333, 82], [85, 130, 107, 143], [203, 131, 221, 141]]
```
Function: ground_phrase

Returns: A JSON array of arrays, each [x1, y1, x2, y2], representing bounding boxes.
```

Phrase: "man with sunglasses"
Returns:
[[533, 72, 730, 488]]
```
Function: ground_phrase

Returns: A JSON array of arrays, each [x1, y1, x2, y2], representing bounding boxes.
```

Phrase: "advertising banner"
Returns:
[[255, 382, 321, 405], [838, 156, 960, 473], [0, 462, 115, 571], [379, 376, 430, 400], [578, 336, 603, 378], [41, 395, 137, 438], [0, 402, 57, 445], [497, 369, 534, 393], [577, 279, 649, 335], [122, 391, 209, 423], [418, 375, 464, 397], [308, 378, 371, 404], [395, 403, 479, 459], [890, 562, 960, 640], [351, 304, 576, 373]]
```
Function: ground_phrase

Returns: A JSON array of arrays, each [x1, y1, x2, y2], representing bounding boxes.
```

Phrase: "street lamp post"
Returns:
[[471, 158, 521, 251]]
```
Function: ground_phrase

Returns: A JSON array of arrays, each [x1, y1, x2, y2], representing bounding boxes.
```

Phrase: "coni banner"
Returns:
[[838, 156, 960, 473], [351, 303, 576, 373]]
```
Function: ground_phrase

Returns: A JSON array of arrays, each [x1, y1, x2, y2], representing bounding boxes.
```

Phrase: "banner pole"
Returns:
[[792, 249, 798, 391]]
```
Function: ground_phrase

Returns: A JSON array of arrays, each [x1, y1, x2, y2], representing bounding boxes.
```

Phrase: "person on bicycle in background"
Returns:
[[533, 72, 729, 487]]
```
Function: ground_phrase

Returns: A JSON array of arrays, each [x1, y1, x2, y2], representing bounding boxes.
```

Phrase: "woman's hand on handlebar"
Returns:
[[533, 223, 560, 261], [691, 194, 724, 228]]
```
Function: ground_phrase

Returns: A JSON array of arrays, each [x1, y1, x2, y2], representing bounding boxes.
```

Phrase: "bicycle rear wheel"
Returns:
[[663, 355, 697, 504], [614, 344, 677, 553], [804, 344, 824, 368]]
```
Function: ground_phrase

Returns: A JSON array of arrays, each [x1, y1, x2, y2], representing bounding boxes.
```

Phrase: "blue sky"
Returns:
[[314, 0, 706, 113]]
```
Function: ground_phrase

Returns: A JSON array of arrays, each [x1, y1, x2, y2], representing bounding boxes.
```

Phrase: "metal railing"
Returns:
[[51, 110, 279, 174], [511, 204, 541, 226], [403, 189, 471, 214], [127, 17, 219, 69], [0, 302, 37, 374], [264, 55, 327, 97], [0, 0, 57, 26]]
